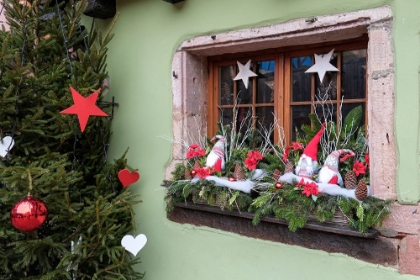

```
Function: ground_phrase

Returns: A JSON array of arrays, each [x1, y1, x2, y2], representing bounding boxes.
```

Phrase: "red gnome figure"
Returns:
[[205, 135, 226, 172], [295, 123, 326, 179], [318, 149, 355, 185]]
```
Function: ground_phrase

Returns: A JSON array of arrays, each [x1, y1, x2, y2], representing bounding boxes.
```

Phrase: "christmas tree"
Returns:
[[0, 0, 143, 278]]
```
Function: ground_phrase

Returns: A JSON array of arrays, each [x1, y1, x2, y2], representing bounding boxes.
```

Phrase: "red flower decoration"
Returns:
[[282, 142, 303, 162], [291, 142, 303, 151], [301, 182, 319, 197], [296, 178, 306, 188], [186, 144, 206, 159], [353, 160, 366, 177], [282, 146, 291, 162], [364, 154, 370, 167], [340, 153, 355, 162], [244, 151, 264, 170], [195, 167, 213, 178]]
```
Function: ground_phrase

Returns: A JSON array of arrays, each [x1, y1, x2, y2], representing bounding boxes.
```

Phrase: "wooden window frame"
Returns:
[[208, 37, 368, 144], [168, 6, 395, 202]]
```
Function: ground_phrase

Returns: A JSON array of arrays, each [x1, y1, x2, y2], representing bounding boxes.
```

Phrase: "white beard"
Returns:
[[295, 155, 318, 178], [318, 166, 343, 185], [205, 151, 225, 170]]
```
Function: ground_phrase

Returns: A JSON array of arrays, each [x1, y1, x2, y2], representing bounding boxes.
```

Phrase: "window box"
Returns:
[[166, 6, 395, 247]]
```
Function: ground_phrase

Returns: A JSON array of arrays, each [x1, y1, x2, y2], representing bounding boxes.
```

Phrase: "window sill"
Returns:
[[172, 201, 378, 238], [167, 202, 398, 266]]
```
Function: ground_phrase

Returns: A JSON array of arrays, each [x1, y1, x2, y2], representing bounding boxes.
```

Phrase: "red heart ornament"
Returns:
[[118, 169, 140, 188]]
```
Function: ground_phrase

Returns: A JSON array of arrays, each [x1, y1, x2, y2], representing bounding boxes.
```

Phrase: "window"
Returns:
[[208, 38, 368, 143], [169, 5, 395, 200], [167, 4, 398, 262]]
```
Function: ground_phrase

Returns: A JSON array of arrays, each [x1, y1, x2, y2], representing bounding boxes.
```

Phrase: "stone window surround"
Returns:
[[167, 6, 420, 276], [168, 5, 396, 201]]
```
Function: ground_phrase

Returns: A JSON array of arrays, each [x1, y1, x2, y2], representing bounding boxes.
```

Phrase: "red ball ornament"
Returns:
[[191, 170, 197, 176], [228, 177, 236, 182], [10, 195, 48, 232], [275, 182, 284, 189]]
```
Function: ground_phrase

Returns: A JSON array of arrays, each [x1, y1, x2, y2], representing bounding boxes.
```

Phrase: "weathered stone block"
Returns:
[[399, 235, 420, 276], [382, 203, 420, 234]]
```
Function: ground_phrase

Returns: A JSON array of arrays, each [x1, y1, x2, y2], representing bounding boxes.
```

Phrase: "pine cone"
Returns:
[[184, 169, 192, 180], [234, 163, 247, 181], [284, 161, 294, 173], [193, 160, 201, 170], [355, 179, 368, 200], [344, 170, 357, 189], [273, 169, 282, 181]]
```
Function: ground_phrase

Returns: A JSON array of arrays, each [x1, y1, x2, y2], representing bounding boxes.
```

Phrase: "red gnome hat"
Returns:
[[302, 123, 326, 162]]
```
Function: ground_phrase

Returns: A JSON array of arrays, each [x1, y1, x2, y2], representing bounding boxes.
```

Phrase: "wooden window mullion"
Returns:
[[252, 62, 257, 129], [208, 61, 216, 137], [275, 53, 284, 145], [283, 55, 292, 143], [336, 51, 342, 130]]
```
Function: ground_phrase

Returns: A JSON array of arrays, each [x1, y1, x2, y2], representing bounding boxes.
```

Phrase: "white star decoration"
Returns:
[[305, 49, 338, 83], [233, 60, 258, 89]]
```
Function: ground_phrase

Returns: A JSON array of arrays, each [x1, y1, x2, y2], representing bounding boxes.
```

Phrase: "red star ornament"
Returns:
[[60, 87, 108, 132]]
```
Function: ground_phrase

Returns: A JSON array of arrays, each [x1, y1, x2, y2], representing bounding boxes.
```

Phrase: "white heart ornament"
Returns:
[[0, 136, 14, 157], [121, 234, 147, 256]]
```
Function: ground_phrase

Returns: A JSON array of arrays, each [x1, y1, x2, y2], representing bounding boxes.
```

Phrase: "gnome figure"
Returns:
[[318, 149, 355, 185], [205, 135, 226, 172], [295, 123, 326, 178]]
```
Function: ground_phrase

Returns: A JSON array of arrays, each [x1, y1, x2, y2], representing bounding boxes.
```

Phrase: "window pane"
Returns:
[[342, 50, 366, 100], [315, 53, 338, 101], [315, 103, 337, 124], [342, 103, 366, 127], [291, 105, 311, 140], [236, 80, 253, 105], [256, 60, 275, 104], [219, 65, 235, 105], [219, 108, 234, 127], [220, 107, 252, 131], [256, 106, 274, 143], [291, 56, 312, 102]]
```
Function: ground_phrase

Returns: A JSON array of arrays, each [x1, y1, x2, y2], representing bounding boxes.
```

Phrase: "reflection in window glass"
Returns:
[[256, 106, 274, 143], [342, 50, 366, 100], [292, 56, 312, 102], [219, 65, 235, 105], [257, 60, 275, 104], [291, 105, 311, 140]]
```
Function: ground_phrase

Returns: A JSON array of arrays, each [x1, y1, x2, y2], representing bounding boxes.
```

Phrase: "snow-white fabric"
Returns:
[[279, 172, 369, 201], [318, 166, 343, 185], [190, 169, 265, 193], [318, 149, 355, 185]]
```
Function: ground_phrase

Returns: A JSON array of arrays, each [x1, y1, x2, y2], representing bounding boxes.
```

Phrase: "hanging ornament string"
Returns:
[[6, 0, 29, 164], [55, 0, 79, 171], [55, 1, 116, 188], [70, 3, 118, 189], [55, 0, 74, 77], [54, 3, 88, 278]]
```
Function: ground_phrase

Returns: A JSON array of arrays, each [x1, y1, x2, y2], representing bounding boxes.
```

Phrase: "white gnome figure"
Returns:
[[205, 135, 226, 172], [318, 149, 355, 185], [295, 123, 326, 178]]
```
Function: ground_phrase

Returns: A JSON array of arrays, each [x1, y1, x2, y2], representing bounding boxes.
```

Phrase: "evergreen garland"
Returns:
[[164, 106, 392, 234]]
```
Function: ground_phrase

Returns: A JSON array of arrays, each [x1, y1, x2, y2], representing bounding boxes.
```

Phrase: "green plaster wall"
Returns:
[[95, 0, 420, 278]]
